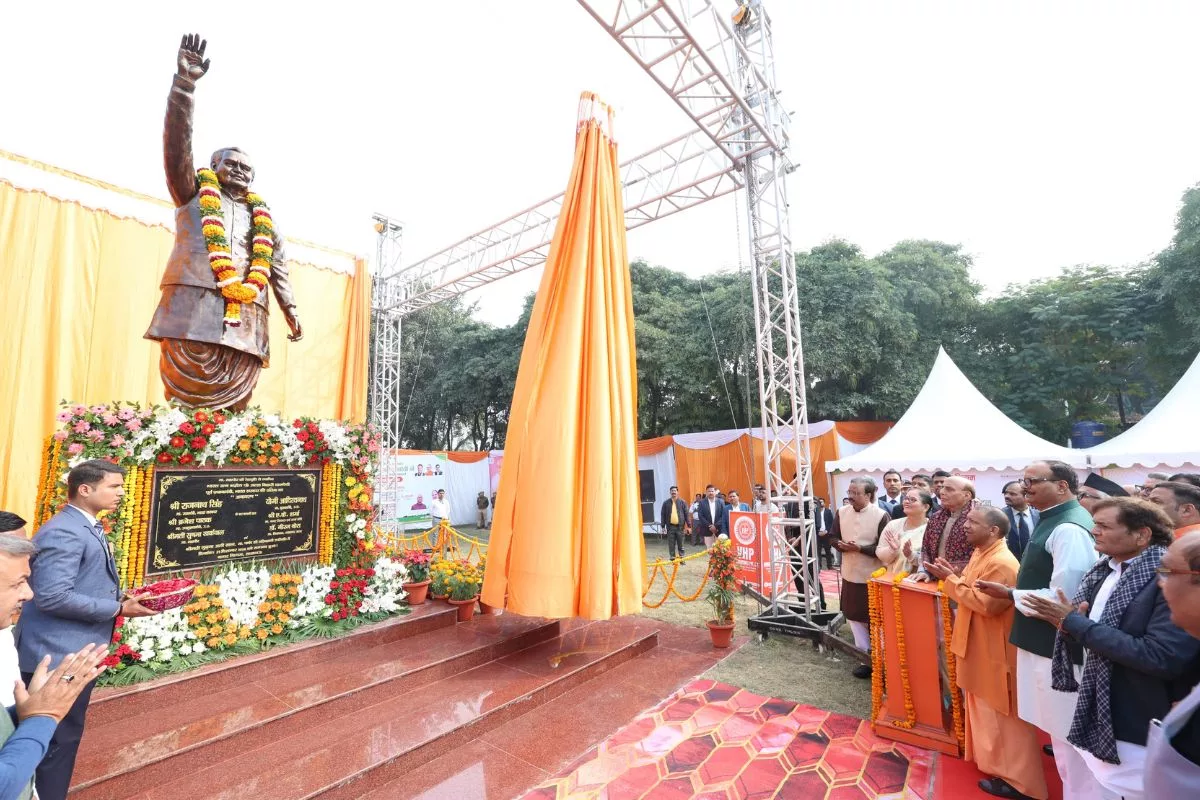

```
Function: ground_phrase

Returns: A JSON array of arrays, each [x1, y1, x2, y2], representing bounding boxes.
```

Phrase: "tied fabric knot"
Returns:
[[1050, 545, 1165, 764]]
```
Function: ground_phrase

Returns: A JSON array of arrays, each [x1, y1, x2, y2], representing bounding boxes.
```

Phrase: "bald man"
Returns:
[[916, 476, 978, 581], [1142, 531, 1200, 795]]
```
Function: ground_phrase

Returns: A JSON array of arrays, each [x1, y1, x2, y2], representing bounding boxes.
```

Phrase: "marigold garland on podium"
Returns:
[[868, 569, 965, 756]]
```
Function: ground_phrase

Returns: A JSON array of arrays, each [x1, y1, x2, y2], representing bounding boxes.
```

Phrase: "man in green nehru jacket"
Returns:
[[976, 460, 1097, 798]]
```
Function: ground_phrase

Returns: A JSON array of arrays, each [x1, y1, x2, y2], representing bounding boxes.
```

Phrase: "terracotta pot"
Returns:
[[432, 593, 449, 602], [401, 580, 431, 605], [707, 619, 735, 648], [448, 596, 479, 622]]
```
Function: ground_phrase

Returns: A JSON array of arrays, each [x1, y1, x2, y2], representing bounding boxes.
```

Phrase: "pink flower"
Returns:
[[117, 407, 137, 421], [89, 405, 107, 414], [71, 404, 87, 416], [101, 413, 120, 425], [66, 443, 84, 455], [110, 434, 126, 447], [52, 431, 69, 442], [86, 429, 105, 442], [124, 419, 142, 432], [55, 410, 72, 422], [72, 420, 91, 434]]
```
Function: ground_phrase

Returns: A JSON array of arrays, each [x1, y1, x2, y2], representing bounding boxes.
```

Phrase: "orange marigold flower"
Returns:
[[194, 626, 208, 637], [270, 623, 283, 635], [283, 602, 295, 612], [268, 456, 280, 466], [270, 443, 282, 454], [278, 613, 290, 623], [188, 615, 200, 626], [257, 602, 272, 613], [237, 439, 251, 452], [246, 425, 260, 438], [256, 629, 269, 640], [256, 454, 268, 464], [271, 601, 282, 611], [206, 637, 221, 649], [205, 613, 219, 624]]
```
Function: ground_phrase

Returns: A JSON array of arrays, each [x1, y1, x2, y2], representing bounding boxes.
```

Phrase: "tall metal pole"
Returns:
[[368, 214, 405, 539]]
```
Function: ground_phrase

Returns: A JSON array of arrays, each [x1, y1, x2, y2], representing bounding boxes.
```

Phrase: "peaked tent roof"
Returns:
[[826, 348, 1086, 473], [1085, 351, 1200, 468]]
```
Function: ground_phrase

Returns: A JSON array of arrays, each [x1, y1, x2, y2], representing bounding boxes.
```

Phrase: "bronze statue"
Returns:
[[145, 34, 302, 411]]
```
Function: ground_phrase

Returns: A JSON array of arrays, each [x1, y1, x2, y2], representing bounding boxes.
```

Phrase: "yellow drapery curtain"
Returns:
[[481, 93, 643, 619], [0, 179, 369, 521]]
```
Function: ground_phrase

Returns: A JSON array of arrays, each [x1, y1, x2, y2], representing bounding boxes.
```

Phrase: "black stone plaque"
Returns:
[[147, 468, 321, 573]]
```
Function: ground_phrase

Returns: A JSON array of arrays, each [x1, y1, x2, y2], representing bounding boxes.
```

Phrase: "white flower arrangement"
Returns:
[[293, 563, 338, 624], [361, 556, 408, 615], [216, 566, 272, 628], [121, 608, 195, 662], [345, 513, 369, 541]]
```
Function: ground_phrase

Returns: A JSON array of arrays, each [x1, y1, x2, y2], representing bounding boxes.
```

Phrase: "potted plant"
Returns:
[[399, 550, 432, 605], [446, 561, 483, 622], [429, 557, 452, 601], [705, 537, 738, 648]]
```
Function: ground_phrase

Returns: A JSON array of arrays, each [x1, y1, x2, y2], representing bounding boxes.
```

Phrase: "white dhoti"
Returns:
[[1016, 649, 1077, 739]]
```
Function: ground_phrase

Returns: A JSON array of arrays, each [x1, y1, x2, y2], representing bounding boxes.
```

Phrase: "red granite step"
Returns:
[[125, 620, 659, 800], [72, 609, 559, 799], [361, 619, 731, 799], [88, 601, 457, 728]]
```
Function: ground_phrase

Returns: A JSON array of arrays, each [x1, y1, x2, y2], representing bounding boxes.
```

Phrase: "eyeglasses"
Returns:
[[1077, 492, 1102, 501], [1156, 567, 1200, 578], [1022, 477, 1058, 488]]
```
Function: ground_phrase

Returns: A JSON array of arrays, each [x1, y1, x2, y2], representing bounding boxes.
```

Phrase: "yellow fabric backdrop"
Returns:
[[481, 94, 643, 619], [0, 180, 370, 521]]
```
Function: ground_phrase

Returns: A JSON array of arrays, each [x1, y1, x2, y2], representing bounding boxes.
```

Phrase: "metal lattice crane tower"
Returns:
[[369, 1, 829, 636]]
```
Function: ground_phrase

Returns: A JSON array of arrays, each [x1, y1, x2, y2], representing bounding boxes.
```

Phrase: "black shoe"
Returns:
[[1042, 744, 1054, 757], [978, 778, 1034, 799], [852, 664, 872, 679]]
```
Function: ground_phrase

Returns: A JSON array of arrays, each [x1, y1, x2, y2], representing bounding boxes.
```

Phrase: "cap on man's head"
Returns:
[[1084, 472, 1127, 497]]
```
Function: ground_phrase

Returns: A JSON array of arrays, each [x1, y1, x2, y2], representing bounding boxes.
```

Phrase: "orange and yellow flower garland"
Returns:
[[938, 582, 965, 749], [33, 436, 64, 530], [196, 168, 274, 328], [889, 572, 918, 729], [318, 462, 341, 564], [868, 567, 886, 723]]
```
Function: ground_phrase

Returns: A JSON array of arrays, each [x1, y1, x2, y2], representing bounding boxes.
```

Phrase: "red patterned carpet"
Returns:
[[521, 680, 935, 799]]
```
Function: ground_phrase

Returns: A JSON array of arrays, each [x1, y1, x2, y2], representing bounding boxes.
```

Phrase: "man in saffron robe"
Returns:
[[145, 34, 302, 411], [927, 506, 1048, 799]]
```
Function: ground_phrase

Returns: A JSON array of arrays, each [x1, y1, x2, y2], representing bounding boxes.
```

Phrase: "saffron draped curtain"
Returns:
[[481, 93, 643, 619], [0, 160, 370, 522]]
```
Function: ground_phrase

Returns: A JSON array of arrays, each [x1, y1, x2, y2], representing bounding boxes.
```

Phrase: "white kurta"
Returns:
[[1011, 518, 1098, 738]]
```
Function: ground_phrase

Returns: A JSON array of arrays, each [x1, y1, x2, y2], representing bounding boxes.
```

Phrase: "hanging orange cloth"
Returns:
[[480, 93, 643, 619]]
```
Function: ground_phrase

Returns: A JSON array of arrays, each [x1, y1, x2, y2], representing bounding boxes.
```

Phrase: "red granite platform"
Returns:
[[72, 607, 744, 799]]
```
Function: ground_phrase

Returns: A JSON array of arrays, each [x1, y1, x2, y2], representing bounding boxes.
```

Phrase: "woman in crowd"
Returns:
[[876, 488, 932, 575], [1024, 497, 1200, 800]]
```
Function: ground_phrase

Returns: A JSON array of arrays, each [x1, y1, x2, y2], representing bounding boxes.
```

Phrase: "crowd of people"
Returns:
[[830, 462, 1200, 799]]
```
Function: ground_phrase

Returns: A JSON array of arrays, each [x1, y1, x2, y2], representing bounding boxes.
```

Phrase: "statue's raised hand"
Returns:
[[177, 34, 210, 82]]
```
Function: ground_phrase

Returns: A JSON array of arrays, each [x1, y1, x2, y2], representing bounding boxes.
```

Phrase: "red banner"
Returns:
[[729, 511, 791, 594]]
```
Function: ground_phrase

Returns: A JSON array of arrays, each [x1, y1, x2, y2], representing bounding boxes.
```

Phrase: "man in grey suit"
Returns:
[[16, 461, 158, 800]]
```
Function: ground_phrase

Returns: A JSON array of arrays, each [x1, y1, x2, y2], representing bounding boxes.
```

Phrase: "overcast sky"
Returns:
[[3, 1, 1197, 325]]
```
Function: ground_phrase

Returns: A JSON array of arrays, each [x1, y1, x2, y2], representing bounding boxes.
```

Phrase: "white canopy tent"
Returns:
[[1086, 352, 1200, 481], [826, 348, 1088, 503]]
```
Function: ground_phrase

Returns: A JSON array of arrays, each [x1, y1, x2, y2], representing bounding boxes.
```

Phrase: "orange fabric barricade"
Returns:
[[481, 94, 643, 619], [636, 435, 674, 456], [835, 420, 892, 445], [674, 434, 797, 502]]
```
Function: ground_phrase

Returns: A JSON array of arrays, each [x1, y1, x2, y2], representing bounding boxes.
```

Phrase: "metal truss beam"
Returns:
[[577, 1, 787, 163], [368, 214, 405, 449], [381, 129, 742, 315]]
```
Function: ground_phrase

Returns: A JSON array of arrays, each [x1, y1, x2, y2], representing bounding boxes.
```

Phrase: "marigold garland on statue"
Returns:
[[889, 572, 917, 729], [196, 168, 274, 328], [939, 581, 966, 749]]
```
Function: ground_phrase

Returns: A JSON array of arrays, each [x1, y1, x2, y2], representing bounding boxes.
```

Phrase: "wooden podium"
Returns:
[[869, 575, 962, 756]]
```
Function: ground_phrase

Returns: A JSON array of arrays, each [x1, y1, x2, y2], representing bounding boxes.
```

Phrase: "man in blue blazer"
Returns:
[[1001, 480, 1039, 559], [692, 485, 727, 545], [16, 460, 158, 800], [720, 490, 750, 535]]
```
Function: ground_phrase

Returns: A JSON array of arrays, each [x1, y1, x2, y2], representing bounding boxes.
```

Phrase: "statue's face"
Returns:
[[213, 150, 254, 193]]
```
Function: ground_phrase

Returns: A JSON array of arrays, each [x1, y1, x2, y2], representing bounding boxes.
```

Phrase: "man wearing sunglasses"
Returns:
[[976, 460, 1097, 797]]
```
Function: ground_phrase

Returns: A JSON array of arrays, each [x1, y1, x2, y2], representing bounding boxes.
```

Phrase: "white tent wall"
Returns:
[[1098, 463, 1200, 488], [638, 447, 677, 531], [444, 459, 491, 527]]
